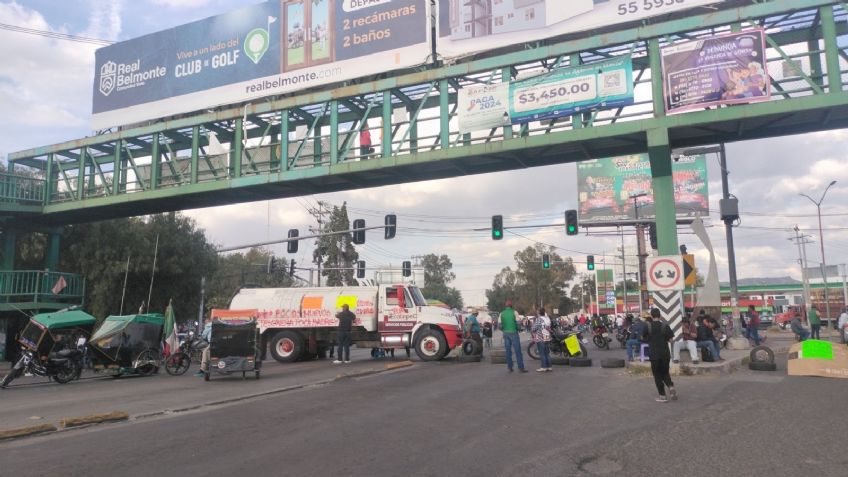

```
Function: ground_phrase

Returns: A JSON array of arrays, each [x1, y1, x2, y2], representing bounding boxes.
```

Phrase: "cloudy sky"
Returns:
[[2, 0, 847, 306]]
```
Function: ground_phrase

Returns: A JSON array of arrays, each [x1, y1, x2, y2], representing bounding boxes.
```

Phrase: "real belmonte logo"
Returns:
[[97, 59, 167, 96]]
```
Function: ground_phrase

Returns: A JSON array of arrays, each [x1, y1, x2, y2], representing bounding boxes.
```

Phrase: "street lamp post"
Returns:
[[801, 180, 837, 323], [630, 192, 649, 312]]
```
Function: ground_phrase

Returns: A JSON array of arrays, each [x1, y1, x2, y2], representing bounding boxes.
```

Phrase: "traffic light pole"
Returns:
[[216, 225, 386, 252]]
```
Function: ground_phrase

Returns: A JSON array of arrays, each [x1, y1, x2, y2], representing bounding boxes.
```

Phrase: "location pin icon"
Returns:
[[244, 28, 270, 64]]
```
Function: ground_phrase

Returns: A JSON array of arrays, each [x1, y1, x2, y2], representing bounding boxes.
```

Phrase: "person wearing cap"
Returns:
[[464, 308, 483, 355], [499, 300, 527, 373]]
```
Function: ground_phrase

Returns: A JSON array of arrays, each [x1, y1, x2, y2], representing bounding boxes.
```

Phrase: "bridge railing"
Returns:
[[0, 173, 45, 204], [0, 271, 85, 307], [6, 1, 848, 213]]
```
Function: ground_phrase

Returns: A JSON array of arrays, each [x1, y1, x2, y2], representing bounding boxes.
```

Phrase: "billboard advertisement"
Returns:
[[661, 29, 770, 113], [576, 153, 709, 224], [92, 0, 430, 129], [457, 83, 510, 133], [436, 0, 727, 60], [508, 56, 633, 123]]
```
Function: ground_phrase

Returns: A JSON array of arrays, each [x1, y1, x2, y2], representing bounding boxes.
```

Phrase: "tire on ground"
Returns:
[[269, 330, 305, 363], [490, 356, 507, 364], [749, 361, 777, 371], [489, 348, 506, 357], [749, 345, 775, 363], [569, 357, 592, 367], [462, 339, 482, 356], [600, 358, 626, 368], [458, 354, 482, 363], [550, 356, 569, 366]]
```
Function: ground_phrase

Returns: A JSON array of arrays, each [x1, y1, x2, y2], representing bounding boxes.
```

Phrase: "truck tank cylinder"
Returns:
[[380, 335, 411, 348]]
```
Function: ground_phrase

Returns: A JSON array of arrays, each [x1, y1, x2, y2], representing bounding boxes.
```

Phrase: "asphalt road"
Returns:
[[2, 350, 846, 477]]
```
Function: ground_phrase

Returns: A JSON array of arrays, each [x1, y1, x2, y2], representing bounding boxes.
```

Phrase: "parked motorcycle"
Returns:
[[1, 348, 80, 388], [527, 324, 589, 360], [164, 331, 209, 376], [591, 324, 612, 350], [615, 327, 630, 348]]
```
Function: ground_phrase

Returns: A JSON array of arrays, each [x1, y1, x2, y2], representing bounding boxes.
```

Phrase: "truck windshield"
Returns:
[[409, 286, 427, 307]]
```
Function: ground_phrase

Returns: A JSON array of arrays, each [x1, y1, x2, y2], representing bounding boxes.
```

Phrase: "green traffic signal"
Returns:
[[587, 255, 595, 270], [542, 253, 551, 269], [492, 215, 504, 240]]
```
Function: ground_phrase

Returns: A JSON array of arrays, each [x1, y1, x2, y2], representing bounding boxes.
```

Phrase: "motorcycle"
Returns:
[[164, 331, 209, 376], [527, 324, 589, 360], [591, 324, 612, 350], [1, 348, 80, 388], [615, 327, 630, 349]]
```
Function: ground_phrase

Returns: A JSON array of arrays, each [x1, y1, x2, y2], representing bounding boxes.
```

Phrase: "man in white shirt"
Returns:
[[838, 307, 848, 344]]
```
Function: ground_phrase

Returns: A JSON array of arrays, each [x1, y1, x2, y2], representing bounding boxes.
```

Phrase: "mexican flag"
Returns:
[[163, 299, 179, 357]]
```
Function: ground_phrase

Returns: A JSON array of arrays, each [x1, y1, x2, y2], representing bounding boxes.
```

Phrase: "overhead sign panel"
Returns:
[[436, 0, 727, 60], [662, 29, 771, 113], [576, 153, 709, 224], [92, 0, 430, 129]]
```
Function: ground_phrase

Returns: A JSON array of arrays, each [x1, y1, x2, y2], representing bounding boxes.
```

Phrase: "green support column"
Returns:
[[502, 68, 513, 139], [821, 5, 842, 93], [280, 110, 290, 171], [408, 105, 418, 153], [648, 39, 665, 118], [44, 232, 60, 271], [44, 153, 54, 206], [1, 228, 15, 271], [113, 140, 122, 195], [647, 128, 678, 255], [313, 126, 323, 166], [571, 54, 583, 130], [232, 118, 243, 178], [150, 132, 160, 190], [330, 100, 339, 164], [77, 146, 86, 200], [382, 91, 392, 158], [190, 126, 200, 184], [439, 79, 450, 149]]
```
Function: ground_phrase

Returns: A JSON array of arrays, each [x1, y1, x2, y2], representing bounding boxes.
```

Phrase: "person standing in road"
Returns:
[[644, 308, 677, 403], [746, 305, 763, 346], [482, 321, 493, 348], [532, 307, 553, 372], [499, 300, 527, 373], [808, 305, 822, 340], [837, 307, 848, 344], [334, 304, 355, 364], [464, 309, 483, 355]]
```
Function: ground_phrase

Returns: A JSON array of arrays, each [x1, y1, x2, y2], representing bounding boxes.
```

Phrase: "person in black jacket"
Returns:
[[643, 308, 677, 403], [334, 304, 356, 364], [696, 316, 723, 362]]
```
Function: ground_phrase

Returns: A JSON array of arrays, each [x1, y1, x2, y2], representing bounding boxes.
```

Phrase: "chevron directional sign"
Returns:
[[653, 290, 684, 339]]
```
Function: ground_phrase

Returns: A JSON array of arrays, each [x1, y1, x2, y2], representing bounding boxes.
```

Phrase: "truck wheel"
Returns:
[[269, 331, 304, 363], [415, 329, 448, 361]]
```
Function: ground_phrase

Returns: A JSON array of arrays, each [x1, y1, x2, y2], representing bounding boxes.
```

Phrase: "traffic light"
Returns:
[[287, 229, 299, 253], [649, 223, 658, 250], [492, 215, 503, 240], [542, 254, 551, 269], [402, 260, 411, 277], [352, 219, 366, 244], [267, 256, 277, 274], [289, 259, 296, 276], [587, 255, 595, 271], [565, 209, 578, 236], [384, 214, 396, 240], [356, 260, 366, 279]]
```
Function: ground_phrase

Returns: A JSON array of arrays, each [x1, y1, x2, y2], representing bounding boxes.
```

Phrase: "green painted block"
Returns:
[[800, 340, 833, 360]]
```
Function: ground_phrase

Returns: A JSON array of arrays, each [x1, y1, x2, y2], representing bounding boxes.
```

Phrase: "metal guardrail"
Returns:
[[0, 270, 85, 305], [0, 174, 45, 204]]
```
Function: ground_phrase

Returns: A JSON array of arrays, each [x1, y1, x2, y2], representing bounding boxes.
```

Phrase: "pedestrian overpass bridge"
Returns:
[[3, 0, 848, 261]]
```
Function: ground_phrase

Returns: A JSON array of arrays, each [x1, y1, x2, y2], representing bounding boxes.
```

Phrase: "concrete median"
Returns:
[[0, 423, 57, 441], [60, 411, 129, 429]]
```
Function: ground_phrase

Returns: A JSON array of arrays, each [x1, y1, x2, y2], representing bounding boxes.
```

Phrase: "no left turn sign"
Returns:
[[647, 256, 685, 291]]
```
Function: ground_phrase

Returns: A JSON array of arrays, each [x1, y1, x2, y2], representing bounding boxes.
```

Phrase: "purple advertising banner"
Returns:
[[661, 29, 770, 114]]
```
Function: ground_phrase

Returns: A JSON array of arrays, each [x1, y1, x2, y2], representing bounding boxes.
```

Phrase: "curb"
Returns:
[[0, 423, 57, 441], [626, 345, 791, 377], [60, 411, 129, 429]]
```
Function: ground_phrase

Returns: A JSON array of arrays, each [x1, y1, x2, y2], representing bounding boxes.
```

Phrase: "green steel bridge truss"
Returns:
[[4, 0, 848, 259]]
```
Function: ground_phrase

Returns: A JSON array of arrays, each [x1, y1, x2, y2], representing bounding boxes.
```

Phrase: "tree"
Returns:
[[313, 202, 359, 286], [420, 253, 463, 309], [58, 213, 218, 321], [485, 244, 576, 315], [570, 274, 596, 313]]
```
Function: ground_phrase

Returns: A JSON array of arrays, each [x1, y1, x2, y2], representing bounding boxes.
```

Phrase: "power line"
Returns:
[[0, 23, 114, 46]]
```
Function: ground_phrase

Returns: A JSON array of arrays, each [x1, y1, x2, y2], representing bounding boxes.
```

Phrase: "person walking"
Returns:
[[334, 304, 355, 364], [746, 305, 763, 346], [644, 308, 677, 403], [499, 300, 527, 373], [482, 321, 493, 348], [532, 307, 553, 372], [808, 305, 822, 340]]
